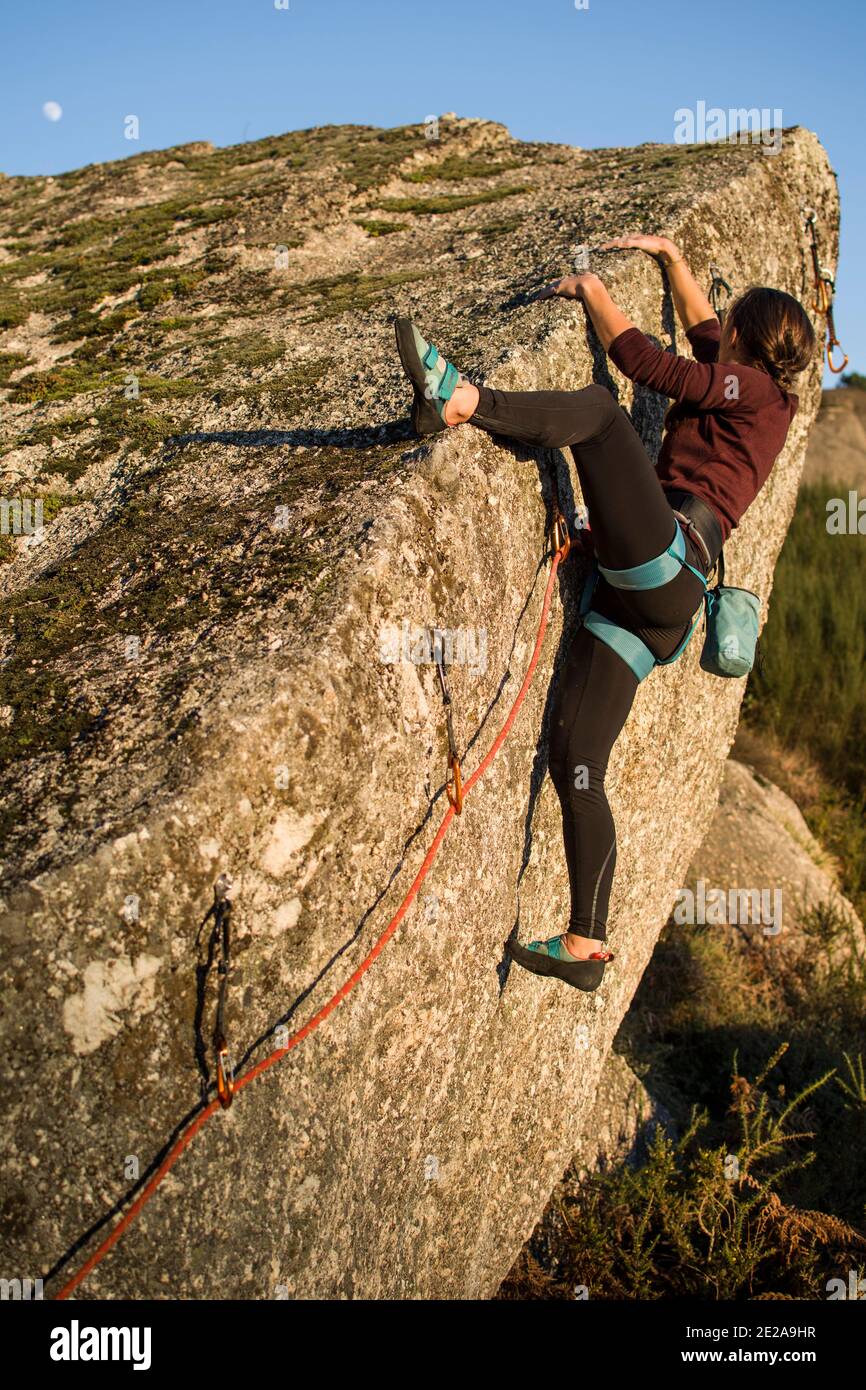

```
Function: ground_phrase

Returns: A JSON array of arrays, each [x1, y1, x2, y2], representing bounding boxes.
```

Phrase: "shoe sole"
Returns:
[[394, 317, 447, 437], [505, 939, 606, 992]]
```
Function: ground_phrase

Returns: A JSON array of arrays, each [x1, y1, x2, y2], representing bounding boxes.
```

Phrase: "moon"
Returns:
[[42, 101, 63, 122]]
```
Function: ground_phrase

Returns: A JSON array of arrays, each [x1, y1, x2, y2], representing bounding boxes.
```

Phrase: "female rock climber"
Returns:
[[394, 233, 815, 992]]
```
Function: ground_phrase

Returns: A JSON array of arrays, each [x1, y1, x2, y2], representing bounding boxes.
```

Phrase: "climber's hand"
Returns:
[[537, 272, 601, 302], [600, 235, 681, 266], [605, 236, 712, 333]]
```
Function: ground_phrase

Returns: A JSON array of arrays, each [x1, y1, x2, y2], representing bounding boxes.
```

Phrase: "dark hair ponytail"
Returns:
[[726, 287, 816, 391]]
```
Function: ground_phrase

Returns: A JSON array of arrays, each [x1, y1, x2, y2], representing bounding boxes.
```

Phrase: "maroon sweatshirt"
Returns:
[[608, 317, 798, 543]]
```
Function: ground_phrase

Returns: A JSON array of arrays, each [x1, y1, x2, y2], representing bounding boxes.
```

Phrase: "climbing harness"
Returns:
[[579, 518, 708, 683], [804, 208, 848, 374], [708, 263, 733, 323], [195, 875, 235, 1110], [52, 501, 572, 1300], [578, 508, 760, 684], [433, 633, 463, 815]]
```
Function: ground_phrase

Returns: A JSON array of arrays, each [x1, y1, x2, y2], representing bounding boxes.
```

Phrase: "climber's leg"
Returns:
[[507, 563, 713, 991], [469, 382, 622, 453], [505, 621, 634, 991], [470, 383, 687, 573], [547, 620, 637, 949]]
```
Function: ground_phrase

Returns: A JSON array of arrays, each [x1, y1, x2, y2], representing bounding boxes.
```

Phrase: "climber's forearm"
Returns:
[[578, 277, 634, 352], [660, 242, 716, 331]]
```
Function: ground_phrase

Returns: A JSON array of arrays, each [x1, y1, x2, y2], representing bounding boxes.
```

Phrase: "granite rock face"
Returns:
[[0, 119, 837, 1297], [681, 757, 865, 964]]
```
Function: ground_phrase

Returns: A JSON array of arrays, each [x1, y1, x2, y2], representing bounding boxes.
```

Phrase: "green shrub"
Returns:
[[403, 156, 522, 182], [375, 185, 529, 215], [618, 905, 866, 1229], [9, 359, 118, 403], [353, 219, 408, 237], [500, 1048, 866, 1300], [0, 351, 30, 385], [0, 288, 27, 329], [137, 267, 204, 311]]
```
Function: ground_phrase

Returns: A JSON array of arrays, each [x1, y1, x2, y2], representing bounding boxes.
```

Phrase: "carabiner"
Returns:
[[826, 338, 849, 374], [813, 275, 833, 316], [216, 1036, 234, 1109], [446, 753, 464, 815], [551, 511, 571, 562]]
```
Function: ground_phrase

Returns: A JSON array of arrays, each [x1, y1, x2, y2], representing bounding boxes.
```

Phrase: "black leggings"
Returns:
[[469, 384, 709, 941]]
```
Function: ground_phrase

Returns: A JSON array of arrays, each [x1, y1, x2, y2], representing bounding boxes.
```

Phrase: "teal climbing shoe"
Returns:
[[394, 318, 465, 436], [505, 934, 614, 992]]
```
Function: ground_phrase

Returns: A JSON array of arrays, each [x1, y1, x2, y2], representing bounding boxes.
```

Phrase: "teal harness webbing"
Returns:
[[580, 520, 708, 683]]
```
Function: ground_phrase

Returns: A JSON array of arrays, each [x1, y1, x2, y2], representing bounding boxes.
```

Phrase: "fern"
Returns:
[[498, 1048, 866, 1301], [836, 1052, 866, 1109]]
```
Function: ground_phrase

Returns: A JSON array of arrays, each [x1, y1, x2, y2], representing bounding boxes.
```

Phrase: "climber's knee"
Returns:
[[570, 754, 608, 799], [549, 745, 608, 801], [579, 383, 620, 438], [537, 385, 620, 451]]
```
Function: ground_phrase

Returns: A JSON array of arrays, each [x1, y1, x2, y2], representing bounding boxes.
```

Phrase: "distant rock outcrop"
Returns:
[[802, 386, 866, 491], [0, 119, 837, 1297], [680, 757, 865, 963]]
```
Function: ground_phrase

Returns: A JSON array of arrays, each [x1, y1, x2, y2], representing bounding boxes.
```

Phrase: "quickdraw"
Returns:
[[708, 263, 733, 323], [195, 875, 235, 1110], [804, 208, 848, 374], [433, 634, 464, 814]]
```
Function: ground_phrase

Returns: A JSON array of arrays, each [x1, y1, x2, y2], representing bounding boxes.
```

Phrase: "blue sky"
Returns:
[[2, 0, 863, 382]]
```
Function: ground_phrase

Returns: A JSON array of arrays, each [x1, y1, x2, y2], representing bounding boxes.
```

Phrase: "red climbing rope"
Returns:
[[54, 541, 568, 1300]]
